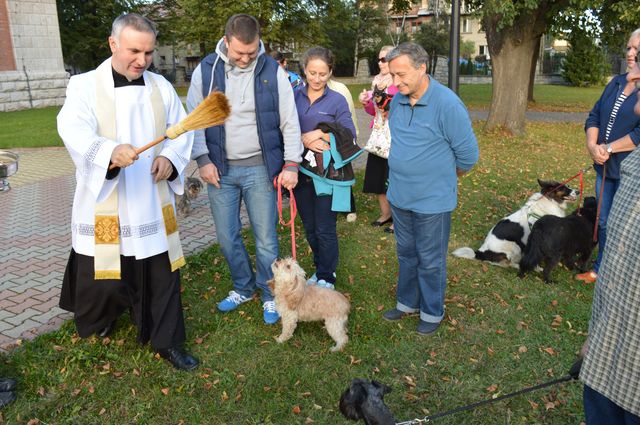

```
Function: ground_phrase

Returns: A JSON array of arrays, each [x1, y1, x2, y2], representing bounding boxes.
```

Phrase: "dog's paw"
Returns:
[[330, 344, 345, 352], [275, 335, 288, 344]]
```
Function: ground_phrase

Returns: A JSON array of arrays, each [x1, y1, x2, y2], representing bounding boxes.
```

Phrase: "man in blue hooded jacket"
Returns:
[[187, 14, 303, 324]]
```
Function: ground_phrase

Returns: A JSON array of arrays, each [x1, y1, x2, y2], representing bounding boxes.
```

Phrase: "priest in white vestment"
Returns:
[[57, 13, 198, 371]]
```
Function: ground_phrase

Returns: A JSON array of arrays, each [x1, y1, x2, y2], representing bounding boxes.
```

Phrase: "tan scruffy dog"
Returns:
[[268, 258, 350, 352]]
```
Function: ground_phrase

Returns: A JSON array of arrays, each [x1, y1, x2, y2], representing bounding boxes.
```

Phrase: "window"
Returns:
[[479, 45, 486, 55], [462, 18, 471, 33]]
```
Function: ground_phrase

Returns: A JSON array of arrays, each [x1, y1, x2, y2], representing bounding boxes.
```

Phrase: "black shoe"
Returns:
[[157, 347, 199, 371], [383, 308, 412, 321], [384, 227, 394, 234], [0, 378, 15, 393], [97, 321, 116, 338], [371, 217, 392, 227], [0, 391, 16, 408]]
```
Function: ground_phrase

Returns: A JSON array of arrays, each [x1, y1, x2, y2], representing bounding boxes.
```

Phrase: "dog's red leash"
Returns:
[[548, 167, 588, 212], [273, 171, 298, 260]]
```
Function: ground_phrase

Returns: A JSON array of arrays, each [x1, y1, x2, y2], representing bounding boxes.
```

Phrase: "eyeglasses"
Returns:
[[378, 57, 387, 63]]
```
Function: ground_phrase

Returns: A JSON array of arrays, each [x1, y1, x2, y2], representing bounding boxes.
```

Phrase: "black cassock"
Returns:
[[59, 249, 186, 350]]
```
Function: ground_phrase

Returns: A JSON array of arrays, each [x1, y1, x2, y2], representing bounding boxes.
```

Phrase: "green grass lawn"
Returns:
[[0, 121, 596, 423], [348, 82, 602, 112], [0, 106, 62, 149], [0, 83, 601, 150]]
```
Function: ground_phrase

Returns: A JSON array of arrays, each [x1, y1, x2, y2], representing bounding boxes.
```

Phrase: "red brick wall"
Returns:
[[0, 0, 16, 71]]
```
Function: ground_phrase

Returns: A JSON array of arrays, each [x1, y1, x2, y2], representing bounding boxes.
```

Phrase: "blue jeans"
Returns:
[[594, 172, 620, 273], [207, 165, 278, 302], [584, 385, 640, 424], [294, 176, 338, 284], [390, 204, 451, 323]]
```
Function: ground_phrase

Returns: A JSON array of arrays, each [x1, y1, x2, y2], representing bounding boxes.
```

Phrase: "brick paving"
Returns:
[[0, 151, 223, 352]]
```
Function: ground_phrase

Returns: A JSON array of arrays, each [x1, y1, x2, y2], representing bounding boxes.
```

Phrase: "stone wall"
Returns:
[[0, 70, 68, 112], [0, 0, 68, 112]]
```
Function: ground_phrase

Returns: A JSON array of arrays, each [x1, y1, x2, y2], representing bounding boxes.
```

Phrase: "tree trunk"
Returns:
[[485, 36, 538, 135], [528, 36, 541, 102], [483, 1, 565, 135]]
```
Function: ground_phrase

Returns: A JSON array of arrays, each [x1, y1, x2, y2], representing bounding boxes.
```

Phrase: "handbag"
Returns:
[[363, 111, 391, 159]]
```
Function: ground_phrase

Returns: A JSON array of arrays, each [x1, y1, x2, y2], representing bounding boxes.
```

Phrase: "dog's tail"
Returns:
[[452, 246, 476, 259], [453, 247, 510, 265], [518, 232, 543, 277]]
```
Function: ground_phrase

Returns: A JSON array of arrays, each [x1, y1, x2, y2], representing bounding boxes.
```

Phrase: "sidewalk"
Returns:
[[0, 149, 229, 351], [0, 107, 582, 352]]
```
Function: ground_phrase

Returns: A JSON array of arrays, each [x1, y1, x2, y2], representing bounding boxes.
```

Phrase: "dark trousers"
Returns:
[[584, 385, 640, 425], [60, 250, 186, 350], [294, 176, 338, 284]]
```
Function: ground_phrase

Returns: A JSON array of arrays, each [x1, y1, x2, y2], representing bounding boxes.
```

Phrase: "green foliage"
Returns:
[[413, 21, 449, 75], [460, 40, 475, 59], [57, 0, 142, 73], [151, 0, 327, 58], [562, 31, 609, 87]]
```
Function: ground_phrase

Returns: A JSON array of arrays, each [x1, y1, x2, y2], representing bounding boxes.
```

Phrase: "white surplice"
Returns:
[[57, 58, 193, 260]]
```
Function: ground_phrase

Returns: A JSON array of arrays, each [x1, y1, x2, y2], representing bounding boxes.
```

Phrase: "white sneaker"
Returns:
[[217, 290, 252, 312]]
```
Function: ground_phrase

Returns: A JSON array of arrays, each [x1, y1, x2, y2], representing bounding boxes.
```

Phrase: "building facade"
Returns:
[[0, 0, 67, 112]]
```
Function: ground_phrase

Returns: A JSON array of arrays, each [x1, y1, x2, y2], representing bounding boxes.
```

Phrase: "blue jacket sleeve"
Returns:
[[334, 96, 357, 141], [585, 76, 620, 131], [442, 101, 479, 172]]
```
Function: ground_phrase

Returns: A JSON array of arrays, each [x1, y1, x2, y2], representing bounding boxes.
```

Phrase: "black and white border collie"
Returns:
[[452, 180, 579, 268]]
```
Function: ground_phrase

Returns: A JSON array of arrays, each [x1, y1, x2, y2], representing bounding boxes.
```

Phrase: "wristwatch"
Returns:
[[606, 143, 613, 154]]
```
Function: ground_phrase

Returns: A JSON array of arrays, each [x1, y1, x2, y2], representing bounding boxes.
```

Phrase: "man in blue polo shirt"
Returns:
[[382, 42, 479, 335]]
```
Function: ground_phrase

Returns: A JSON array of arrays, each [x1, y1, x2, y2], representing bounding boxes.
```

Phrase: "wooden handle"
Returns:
[[107, 134, 167, 171]]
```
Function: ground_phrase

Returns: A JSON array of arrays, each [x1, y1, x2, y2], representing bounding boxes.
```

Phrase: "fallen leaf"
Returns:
[[545, 401, 555, 410], [543, 347, 556, 356], [348, 275, 355, 284], [349, 356, 362, 365], [518, 346, 528, 353], [194, 337, 204, 345], [481, 264, 489, 272], [53, 345, 64, 352], [551, 300, 558, 307], [403, 375, 416, 387], [221, 391, 229, 401], [161, 388, 169, 396], [486, 384, 498, 392], [27, 420, 39, 425], [37, 387, 45, 397], [99, 408, 106, 415], [376, 305, 384, 311], [301, 392, 312, 397], [305, 418, 314, 424], [487, 347, 495, 356], [528, 400, 539, 410], [292, 405, 301, 414]]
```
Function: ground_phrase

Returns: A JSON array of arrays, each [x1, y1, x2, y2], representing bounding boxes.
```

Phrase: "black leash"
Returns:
[[396, 359, 583, 424]]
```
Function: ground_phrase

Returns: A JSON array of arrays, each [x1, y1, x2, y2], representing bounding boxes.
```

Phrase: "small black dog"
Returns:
[[339, 379, 395, 425], [519, 196, 598, 283], [372, 85, 392, 112]]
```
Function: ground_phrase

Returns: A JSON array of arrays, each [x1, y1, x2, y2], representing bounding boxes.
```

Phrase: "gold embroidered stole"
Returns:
[[94, 59, 185, 279]]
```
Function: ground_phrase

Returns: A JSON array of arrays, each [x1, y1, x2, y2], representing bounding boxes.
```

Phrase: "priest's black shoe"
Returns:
[[157, 347, 199, 371], [0, 391, 16, 408], [96, 321, 116, 338], [0, 378, 16, 393]]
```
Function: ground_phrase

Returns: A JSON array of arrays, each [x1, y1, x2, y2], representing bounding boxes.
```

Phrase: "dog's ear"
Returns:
[[284, 280, 304, 309], [371, 380, 392, 396], [339, 382, 366, 420], [538, 179, 555, 192], [267, 279, 275, 292]]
